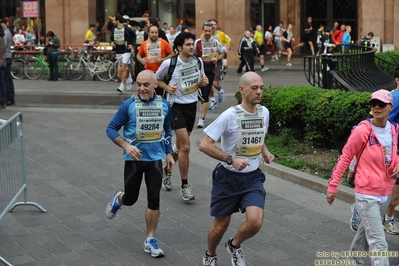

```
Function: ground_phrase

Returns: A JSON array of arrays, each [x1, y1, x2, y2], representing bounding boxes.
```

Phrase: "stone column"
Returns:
[[195, 0, 250, 66]]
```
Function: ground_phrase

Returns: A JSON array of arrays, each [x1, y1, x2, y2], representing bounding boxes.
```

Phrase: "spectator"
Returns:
[[0, 26, 7, 110], [331, 24, 346, 52], [0, 18, 15, 106], [342, 25, 352, 53], [13, 28, 26, 48], [350, 67, 399, 237], [26, 29, 36, 46], [45, 31, 60, 81], [318, 26, 336, 55], [331, 21, 339, 34], [177, 19, 184, 32], [327, 89, 399, 266], [315, 24, 324, 56], [359, 32, 374, 47], [84, 24, 96, 44]]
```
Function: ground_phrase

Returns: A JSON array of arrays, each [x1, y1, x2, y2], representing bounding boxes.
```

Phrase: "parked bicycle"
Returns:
[[11, 55, 26, 80], [24, 47, 70, 80], [67, 48, 114, 81], [10, 45, 32, 79]]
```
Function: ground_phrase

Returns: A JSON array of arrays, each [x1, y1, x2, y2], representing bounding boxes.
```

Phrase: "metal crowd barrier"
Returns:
[[0, 113, 46, 266]]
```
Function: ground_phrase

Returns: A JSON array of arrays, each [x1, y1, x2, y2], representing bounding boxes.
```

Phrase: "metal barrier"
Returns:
[[304, 45, 396, 92], [0, 113, 46, 266]]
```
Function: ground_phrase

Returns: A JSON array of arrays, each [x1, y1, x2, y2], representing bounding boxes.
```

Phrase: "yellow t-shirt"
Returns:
[[200, 30, 231, 47], [85, 29, 94, 42], [254, 30, 263, 46]]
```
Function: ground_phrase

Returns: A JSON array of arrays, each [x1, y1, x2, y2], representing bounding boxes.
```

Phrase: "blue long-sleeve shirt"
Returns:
[[106, 93, 172, 161], [389, 89, 399, 122], [342, 32, 351, 49]]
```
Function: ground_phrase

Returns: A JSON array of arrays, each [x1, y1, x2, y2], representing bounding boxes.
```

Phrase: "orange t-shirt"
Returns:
[[137, 39, 173, 72]]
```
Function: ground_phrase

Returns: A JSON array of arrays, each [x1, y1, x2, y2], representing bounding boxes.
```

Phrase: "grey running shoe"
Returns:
[[180, 184, 195, 201], [350, 203, 360, 233], [203, 251, 217, 266], [225, 238, 245, 266], [162, 167, 172, 191], [383, 218, 399, 235], [105, 190, 122, 219]]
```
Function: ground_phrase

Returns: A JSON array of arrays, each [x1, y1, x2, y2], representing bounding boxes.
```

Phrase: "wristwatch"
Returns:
[[226, 155, 233, 165]]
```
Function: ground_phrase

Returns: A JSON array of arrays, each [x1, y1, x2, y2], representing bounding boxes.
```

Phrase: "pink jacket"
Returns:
[[328, 120, 399, 196]]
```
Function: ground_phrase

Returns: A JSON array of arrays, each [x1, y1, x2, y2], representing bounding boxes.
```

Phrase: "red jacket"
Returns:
[[332, 29, 345, 45]]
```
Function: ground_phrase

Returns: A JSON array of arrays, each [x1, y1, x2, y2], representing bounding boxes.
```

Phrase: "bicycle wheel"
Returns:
[[25, 57, 43, 80], [67, 60, 85, 81], [11, 59, 26, 79], [96, 60, 114, 81], [57, 56, 70, 81], [108, 61, 118, 81]]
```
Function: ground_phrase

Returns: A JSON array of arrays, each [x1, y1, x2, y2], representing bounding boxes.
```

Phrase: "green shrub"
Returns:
[[235, 86, 371, 149], [375, 50, 399, 73]]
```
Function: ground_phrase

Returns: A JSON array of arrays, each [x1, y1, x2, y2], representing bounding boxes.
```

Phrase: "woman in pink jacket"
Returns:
[[326, 89, 399, 266]]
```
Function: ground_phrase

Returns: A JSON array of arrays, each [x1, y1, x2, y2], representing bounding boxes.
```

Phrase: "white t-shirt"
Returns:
[[273, 26, 285, 41], [155, 56, 205, 104], [203, 105, 270, 173], [166, 32, 180, 46], [194, 37, 225, 63]]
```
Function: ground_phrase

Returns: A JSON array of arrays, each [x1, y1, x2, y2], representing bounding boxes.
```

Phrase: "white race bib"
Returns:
[[235, 106, 266, 158], [135, 95, 164, 142], [147, 41, 161, 62]]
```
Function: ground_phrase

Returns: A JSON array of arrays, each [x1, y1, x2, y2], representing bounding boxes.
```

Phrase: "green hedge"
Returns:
[[235, 86, 371, 149], [375, 50, 399, 71]]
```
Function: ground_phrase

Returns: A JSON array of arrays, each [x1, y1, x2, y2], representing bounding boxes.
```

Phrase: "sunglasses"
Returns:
[[203, 22, 213, 27], [369, 100, 388, 108]]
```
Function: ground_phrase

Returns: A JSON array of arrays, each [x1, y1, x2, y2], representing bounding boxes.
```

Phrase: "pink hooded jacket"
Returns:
[[328, 119, 399, 196]]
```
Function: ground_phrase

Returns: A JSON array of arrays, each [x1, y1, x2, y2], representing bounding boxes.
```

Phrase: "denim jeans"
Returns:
[[5, 58, 14, 101], [0, 66, 7, 105], [47, 53, 59, 80]]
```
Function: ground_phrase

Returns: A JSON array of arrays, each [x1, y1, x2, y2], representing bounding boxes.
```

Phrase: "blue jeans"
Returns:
[[0, 66, 7, 105], [47, 53, 59, 80], [5, 58, 14, 101]]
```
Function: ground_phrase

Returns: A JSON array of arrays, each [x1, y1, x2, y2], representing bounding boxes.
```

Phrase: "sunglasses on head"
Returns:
[[369, 100, 388, 108], [203, 22, 213, 27]]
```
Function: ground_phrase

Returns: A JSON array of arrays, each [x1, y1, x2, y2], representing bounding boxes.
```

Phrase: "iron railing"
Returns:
[[304, 45, 396, 92]]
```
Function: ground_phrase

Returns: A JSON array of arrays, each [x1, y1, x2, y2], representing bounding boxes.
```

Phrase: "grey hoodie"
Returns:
[[2, 27, 13, 59]]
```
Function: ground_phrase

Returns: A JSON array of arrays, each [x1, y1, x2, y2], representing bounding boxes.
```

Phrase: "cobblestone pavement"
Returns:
[[1, 58, 398, 265]]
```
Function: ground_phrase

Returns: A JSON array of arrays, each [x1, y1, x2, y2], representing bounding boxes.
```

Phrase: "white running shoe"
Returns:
[[197, 117, 205, 128], [117, 83, 125, 93], [209, 101, 217, 110], [144, 238, 164, 258]]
